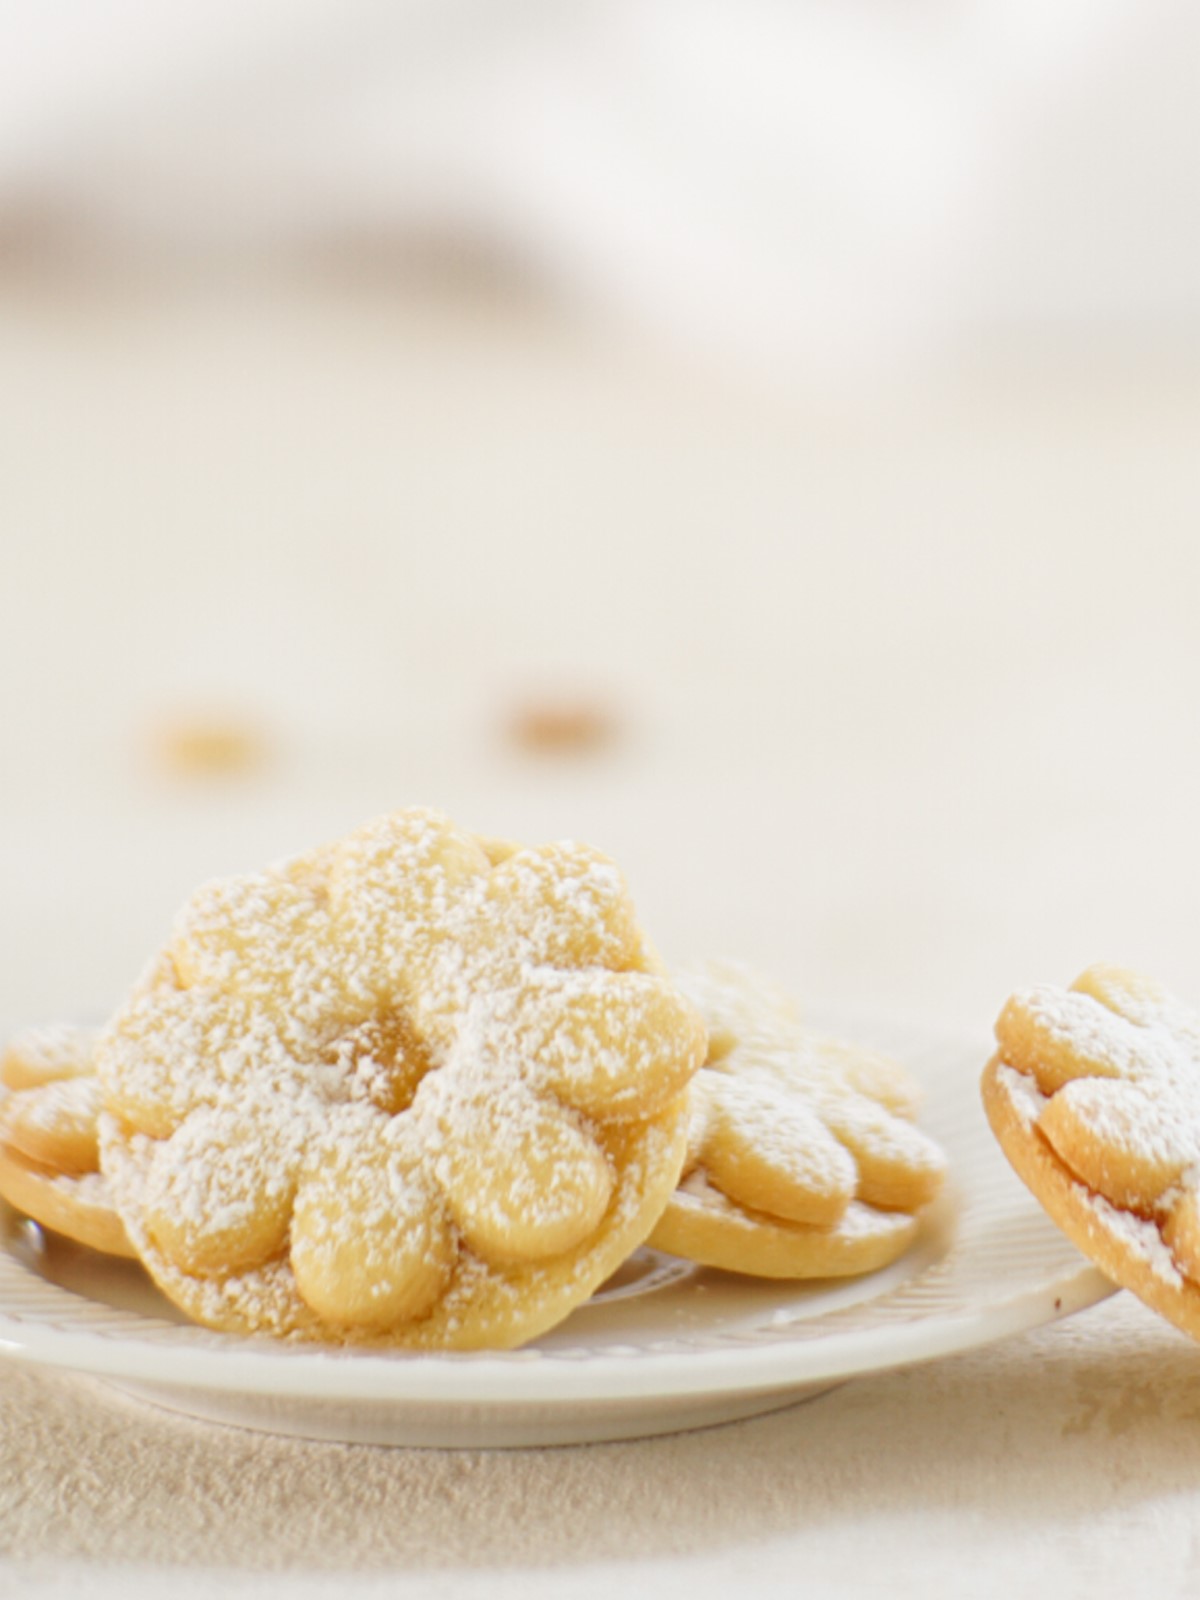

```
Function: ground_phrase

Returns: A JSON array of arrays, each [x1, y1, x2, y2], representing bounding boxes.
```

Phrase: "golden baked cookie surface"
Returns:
[[648, 967, 946, 1278], [96, 808, 704, 1347], [984, 964, 1200, 1341], [0, 1025, 134, 1259]]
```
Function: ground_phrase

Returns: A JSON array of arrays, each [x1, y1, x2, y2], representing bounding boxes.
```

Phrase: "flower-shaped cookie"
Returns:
[[97, 808, 706, 1348], [983, 964, 1200, 1340], [0, 1025, 134, 1258], [647, 967, 947, 1277]]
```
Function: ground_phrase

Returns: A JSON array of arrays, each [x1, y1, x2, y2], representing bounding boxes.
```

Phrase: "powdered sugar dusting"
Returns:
[[994, 1042, 1188, 1285], [1088, 1191, 1184, 1287], [994, 1061, 1047, 1129], [2, 1076, 99, 1138], [673, 964, 946, 1219], [0, 1023, 97, 1090], [998, 971, 1200, 1287], [1013, 985, 1151, 1079], [94, 808, 702, 1347]]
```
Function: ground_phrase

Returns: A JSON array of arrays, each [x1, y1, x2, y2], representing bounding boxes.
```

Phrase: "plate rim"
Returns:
[[0, 1253, 1113, 1404]]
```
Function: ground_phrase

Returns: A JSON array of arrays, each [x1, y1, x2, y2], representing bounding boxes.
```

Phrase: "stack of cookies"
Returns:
[[0, 806, 947, 1350]]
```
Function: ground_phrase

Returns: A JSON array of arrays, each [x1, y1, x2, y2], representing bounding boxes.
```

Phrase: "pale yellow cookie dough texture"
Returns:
[[649, 966, 947, 1278], [95, 807, 707, 1349], [983, 963, 1200, 1343], [0, 1026, 134, 1259]]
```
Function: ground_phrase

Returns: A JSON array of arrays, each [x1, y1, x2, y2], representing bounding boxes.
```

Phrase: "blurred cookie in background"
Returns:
[[505, 693, 621, 757], [145, 708, 272, 780]]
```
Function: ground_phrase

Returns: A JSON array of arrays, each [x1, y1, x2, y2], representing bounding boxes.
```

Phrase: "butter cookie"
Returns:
[[97, 808, 705, 1347], [983, 964, 1200, 1341], [648, 967, 947, 1277], [0, 1026, 134, 1258]]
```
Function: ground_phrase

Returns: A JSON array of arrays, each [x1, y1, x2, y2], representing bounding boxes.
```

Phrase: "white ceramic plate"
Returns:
[[0, 1015, 1114, 1448]]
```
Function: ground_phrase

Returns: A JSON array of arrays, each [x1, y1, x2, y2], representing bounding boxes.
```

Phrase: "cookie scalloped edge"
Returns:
[[0, 1144, 135, 1259], [981, 1052, 1200, 1339]]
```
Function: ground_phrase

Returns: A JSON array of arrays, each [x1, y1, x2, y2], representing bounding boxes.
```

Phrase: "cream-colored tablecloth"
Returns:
[[3, 1295, 1199, 1600], [2, 279, 1199, 1598]]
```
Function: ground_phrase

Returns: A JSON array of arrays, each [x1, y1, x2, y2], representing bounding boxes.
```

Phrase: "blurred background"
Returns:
[[1, 0, 1198, 1041]]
